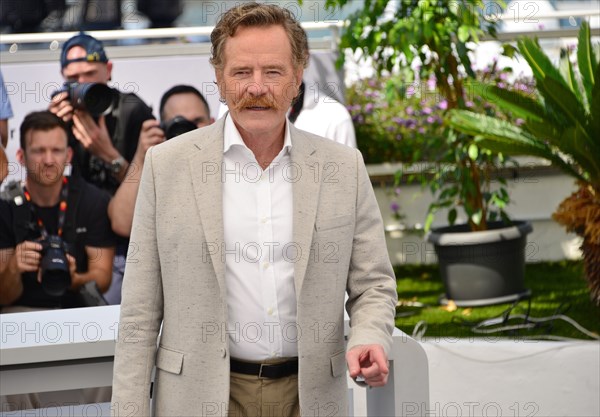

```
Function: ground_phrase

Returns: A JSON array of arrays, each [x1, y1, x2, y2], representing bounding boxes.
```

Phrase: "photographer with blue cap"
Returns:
[[49, 32, 154, 305], [50, 32, 153, 193]]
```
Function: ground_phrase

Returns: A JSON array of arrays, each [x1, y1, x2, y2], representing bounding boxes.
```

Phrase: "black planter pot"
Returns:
[[426, 221, 533, 307]]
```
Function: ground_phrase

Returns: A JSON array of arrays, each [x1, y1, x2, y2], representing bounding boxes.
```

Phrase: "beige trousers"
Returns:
[[228, 358, 300, 417]]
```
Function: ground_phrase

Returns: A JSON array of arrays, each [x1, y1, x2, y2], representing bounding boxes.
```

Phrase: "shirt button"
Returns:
[[261, 217, 268, 224], [267, 307, 273, 315], [263, 262, 270, 270]]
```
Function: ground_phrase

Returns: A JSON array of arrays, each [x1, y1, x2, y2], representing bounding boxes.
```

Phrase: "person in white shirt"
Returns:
[[288, 80, 357, 148]]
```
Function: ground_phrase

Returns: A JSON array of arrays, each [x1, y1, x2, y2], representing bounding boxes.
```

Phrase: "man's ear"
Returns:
[[16, 148, 25, 165], [106, 61, 114, 82], [66, 147, 73, 164], [215, 72, 224, 100]]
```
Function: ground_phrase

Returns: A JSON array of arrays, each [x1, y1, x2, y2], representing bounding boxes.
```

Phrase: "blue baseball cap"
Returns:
[[60, 32, 108, 69]]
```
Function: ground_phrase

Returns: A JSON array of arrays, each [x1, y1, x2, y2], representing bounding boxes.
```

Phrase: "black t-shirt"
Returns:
[[70, 90, 154, 195], [0, 177, 116, 308]]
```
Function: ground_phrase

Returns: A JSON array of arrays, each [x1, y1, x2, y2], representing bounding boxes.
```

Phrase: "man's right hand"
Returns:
[[49, 91, 75, 122], [132, 119, 165, 167], [14, 240, 43, 274]]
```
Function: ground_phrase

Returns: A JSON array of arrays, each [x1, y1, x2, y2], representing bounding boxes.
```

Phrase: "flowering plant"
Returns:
[[347, 74, 446, 165], [329, 0, 524, 232], [347, 62, 534, 231]]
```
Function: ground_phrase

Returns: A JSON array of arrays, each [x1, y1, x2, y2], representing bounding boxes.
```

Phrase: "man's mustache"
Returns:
[[231, 95, 280, 111]]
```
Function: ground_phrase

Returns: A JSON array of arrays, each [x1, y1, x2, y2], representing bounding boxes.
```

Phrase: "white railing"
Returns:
[[0, 306, 429, 416], [0, 22, 340, 51], [1, 9, 598, 47]]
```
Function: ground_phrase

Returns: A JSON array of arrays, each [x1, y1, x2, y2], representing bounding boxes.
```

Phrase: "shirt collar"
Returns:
[[223, 113, 293, 156]]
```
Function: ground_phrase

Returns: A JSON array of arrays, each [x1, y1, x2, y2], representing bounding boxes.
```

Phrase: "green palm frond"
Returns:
[[518, 37, 569, 90], [450, 23, 600, 188], [590, 62, 600, 141], [560, 126, 600, 184], [522, 119, 561, 145], [560, 52, 585, 109], [540, 76, 590, 135], [578, 21, 598, 107], [482, 83, 546, 123], [447, 110, 587, 182]]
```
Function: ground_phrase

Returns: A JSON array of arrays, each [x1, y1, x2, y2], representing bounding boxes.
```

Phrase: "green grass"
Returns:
[[394, 260, 600, 340]]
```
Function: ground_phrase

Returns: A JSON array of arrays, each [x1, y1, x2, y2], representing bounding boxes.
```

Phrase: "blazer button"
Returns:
[[220, 347, 227, 358]]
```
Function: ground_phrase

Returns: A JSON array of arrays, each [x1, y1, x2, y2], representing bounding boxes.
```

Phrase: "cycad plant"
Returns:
[[447, 22, 600, 303]]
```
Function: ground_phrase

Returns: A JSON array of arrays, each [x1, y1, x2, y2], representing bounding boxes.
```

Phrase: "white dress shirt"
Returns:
[[293, 85, 357, 148], [222, 114, 298, 361]]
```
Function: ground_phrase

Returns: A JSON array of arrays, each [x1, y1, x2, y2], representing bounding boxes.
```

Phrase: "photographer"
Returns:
[[49, 32, 153, 194], [0, 111, 115, 311], [107, 85, 213, 239], [49, 32, 153, 304]]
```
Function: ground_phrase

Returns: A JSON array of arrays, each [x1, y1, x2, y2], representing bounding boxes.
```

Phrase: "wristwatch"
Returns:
[[110, 155, 126, 175]]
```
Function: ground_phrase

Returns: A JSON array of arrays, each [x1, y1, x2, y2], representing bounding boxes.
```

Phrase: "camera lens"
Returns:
[[69, 83, 115, 116], [40, 236, 71, 296], [41, 268, 71, 296], [161, 116, 198, 140]]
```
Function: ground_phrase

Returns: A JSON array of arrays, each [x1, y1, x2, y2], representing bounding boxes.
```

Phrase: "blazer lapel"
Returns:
[[290, 126, 321, 298], [189, 119, 226, 300]]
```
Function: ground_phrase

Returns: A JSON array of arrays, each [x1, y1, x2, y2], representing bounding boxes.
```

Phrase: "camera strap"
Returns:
[[23, 176, 69, 240]]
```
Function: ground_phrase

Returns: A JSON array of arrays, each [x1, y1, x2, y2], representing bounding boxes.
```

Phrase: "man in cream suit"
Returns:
[[111, 3, 397, 416]]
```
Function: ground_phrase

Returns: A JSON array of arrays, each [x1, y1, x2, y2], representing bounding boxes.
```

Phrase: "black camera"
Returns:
[[53, 82, 115, 116], [39, 235, 71, 296], [160, 116, 197, 140]]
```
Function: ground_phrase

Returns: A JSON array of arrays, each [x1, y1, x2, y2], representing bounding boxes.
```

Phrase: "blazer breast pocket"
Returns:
[[315, 214, 353, 232], [155, 345, 184, 375]]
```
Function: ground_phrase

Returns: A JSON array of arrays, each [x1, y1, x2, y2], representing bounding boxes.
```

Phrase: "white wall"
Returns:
[[421, 339, 600, 417]]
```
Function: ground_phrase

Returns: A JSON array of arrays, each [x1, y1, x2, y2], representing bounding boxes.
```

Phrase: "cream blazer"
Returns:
[[111, 117, 397, 416]]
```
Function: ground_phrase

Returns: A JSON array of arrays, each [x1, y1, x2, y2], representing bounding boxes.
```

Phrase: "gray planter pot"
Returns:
[[426, 221, 533, 307]]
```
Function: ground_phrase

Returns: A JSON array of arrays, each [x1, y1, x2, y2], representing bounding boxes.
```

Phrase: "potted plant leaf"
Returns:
[[328, 0, 534, 305], [447, 21, 600, 304]]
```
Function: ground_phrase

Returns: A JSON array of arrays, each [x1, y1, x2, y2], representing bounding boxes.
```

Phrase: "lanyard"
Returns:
[[23, 177, 69, 239]]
